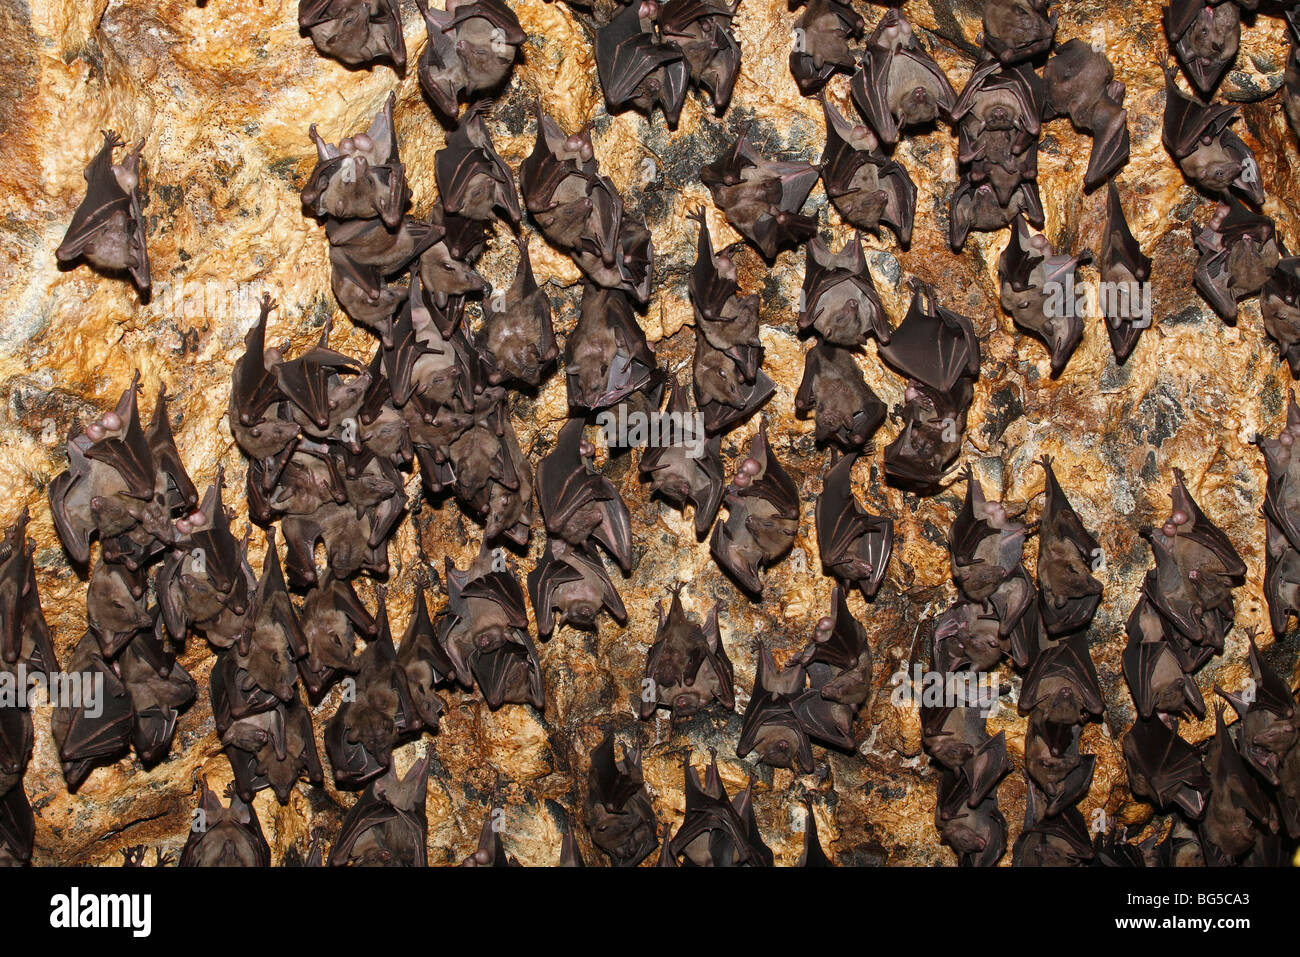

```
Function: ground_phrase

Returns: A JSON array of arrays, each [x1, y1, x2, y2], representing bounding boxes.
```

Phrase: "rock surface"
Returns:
[[1, 0, 1298, 865]]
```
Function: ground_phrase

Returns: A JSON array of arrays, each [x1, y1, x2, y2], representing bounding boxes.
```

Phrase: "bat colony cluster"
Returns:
[[13, 0, 1300, 866]]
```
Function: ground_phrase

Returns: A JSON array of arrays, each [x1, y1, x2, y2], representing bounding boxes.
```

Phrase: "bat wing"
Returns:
[[850, 42, 900, 145], [877, 281, 979, 391], [1020, 634, 1105, 717], [526, 544, 583, 636]]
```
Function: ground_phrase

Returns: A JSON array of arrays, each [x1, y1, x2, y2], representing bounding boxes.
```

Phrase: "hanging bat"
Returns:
[[931, 600, 1004, 673], [326, 214, 443, 278], [1123, 714, 1210, 818], [1035, 456, 1103, 634], [818, 96, 916, 245], [179, 777, 272, 867], [710, 420, 799, 596], [878, 279, 980, 393], [1019, 634, 1105, 727], [1165, 0, 1240, 95], [669, 751, 772, 866], [934, 764, 1007, 867], [1099, 180, 1153, 363], [565, 284, 659, 412], [788, 0, 864, 95], [1162, 70, 1264, 206], [55, 131, 150, 296], [303, 92, 408, 228], [296, 578, 374, 697], [795, 342, 886, 449], [117, 630, 196, 766], [659, 0, 741, 115], [998, 214, 1090, 377], [1122, 598, 1206, 720], [415, 0, 525, 121], [797, 585, 874, 716], [693, 331, 775, 436], [1011, 781, 1094, 867], [0, 785, 33, 866], [595, 1, 689, 126], [1043, 39, 1129, 191], [49, 633, 132, 792], [435, 103, 522, 227], [1192, 199, 1280, 321], [1214, 632, 1297, 786], [982, 0, 1056, 65], [220, 691, 324, 804], [0, 685, 31, 799], [519, 109, 599, 250], [299, 0, 406, 71], [537, 418, 633, 572], [0, 510, 57, 678], [528, 539, 627, 636], [478, 237, 557, 387], [736, 645, 816, 772], [325, 588, 422, 787], [950, 466, 1028, 604], [1200, 702, 1279, 862], [329, 753, 430, 866], [850, 10, 956, 147], [639, 376, 725, 538], [687, 208, 761, 380], [815, 453, 892, 598], [797, 800, 833, 866], [460, 809, 519, 866], [700, 132, 818, 261], [1262, 252, 1300, 376], [1023, 709, 1096, 815], [798, 233, 890, 346], [639, 583, 733, 718], [395, 584, 454, 731], [949, 174, 1044, 251], [585, 730, 658, 867], [436, 549, 543, 710], [417, 224, 490, 311], [1145, 816, 1205, 866], [1141, 468, 1246, 650], [922, 698, 1012, 793]]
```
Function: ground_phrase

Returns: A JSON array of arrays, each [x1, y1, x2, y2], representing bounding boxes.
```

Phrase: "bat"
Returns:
[[693, 330, 775, 437], [478, 237, 557, 387], [1018, 634, 1105, 727], [436, 548, 543, 710], [299, 0, 406, 71], [595, 1, 689, 127], [1099, 180, 1153, 362], [302, 92, 409, 228], [1162, 69, 1264, 206], [325, 587, 423, 787], [1165, 0, 1240, 95], [998, 214, 1090, 377], [0, 683, 31, 799], [1122, 598, 1206, 720], [1122, 714, 1210, 818], [1192, 199, 1280, 321], [1011, 781, 1094, 867], [638, 376, 726, 539], [788, 0, 864, 95], [797, 800, 833, 866], [1214, 631, 1297, 787], [932, 600, 1006, 673], [435, 103, 522, 227], [179, 777, 271, 867], [565, 284, 659, 412], [639, 583, 733, 719], [736, 645, 818, 772], [326, 214, 443, 278], [798, 233, 891, 346], [295, 578, 374, 698], [397, 584, 454, 731], [949, 466, 1029, 607], [536, 418, 633, 572], [1199, 702, 1278, 863], [329, 753, 431, 866], [1043, 39, 1129, 191], [668, 751, 773, 866], [1260, 393, 1300, 632], [585, 730, 658, 867], [1035, 455, 1103, 634], [1023, 709, 1096, 815], [1141, 468, 1246, 651], [687, 208, 762, 381], [0, 510, 57, 678], [49, 631, 131, 791], [528, 539, 627, 636], [417, 216, 490, 310], [795, 342, 886, 449], [700, 132, 818, 261], [878, 279, 981, 393], [949, 174, 1044, 251], [415, 0, 525, 121], [659, 0, 742, 115], [709, 420, 799, 596], [55, 131, 150, 296], [0, 784, 33, 866], [1262, 252, 1300, 377], [461, 809, 519, 866], [849, 10, 956, 147], [934, 763, 1008, 867], [220, 691, 324, 804], [814, 452, 892, 598], [982, 0, 1056, 65], [797, 585, 874, 717], [117, 630, 196, 766], [819, 96, 916, 245]]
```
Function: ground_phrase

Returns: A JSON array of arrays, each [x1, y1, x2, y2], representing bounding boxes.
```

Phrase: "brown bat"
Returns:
[[815, 452, 892, 598], [415, 0, 526, 121], [536, 418, 633, 572], [638, 376, 725, 538], [564, 284, 660, 412], [700, 132, 819, 261], [795, 342, 886, 449], [850, 9, 956, 147], [668, 751, 772, 866], [818, 96, 916, 245], [56, 131, 150, 296], [478, 238, 557, 387], [1035, 455, 1103, 634], [329, 753, 431, 866], [639, 583, 733, 719], [982, 0, 1056, 65], [659, 0, 742, 115], [1043, 39, 1129, 191], [179, 777, 272, 867], [299, 0, 406, 71], [435, 103, 522, 227], [1099, 180, 1153, 363], [0, 510, 56, 679], [788, 0, 864, 96], [1192, 199, 1280, 322], [1162, 68, 1264, 206], [527, 539, 627, 636], [1165, 0, 1240, 95], [798, 233, 891, 346], [998, 214, 1090, 378], [1123, 597, 1207, 720], [1262, 252, 1300, 377], [302, 92, 409, 228], [595, 0, 689, 126], [585, 730, 658, 866]]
